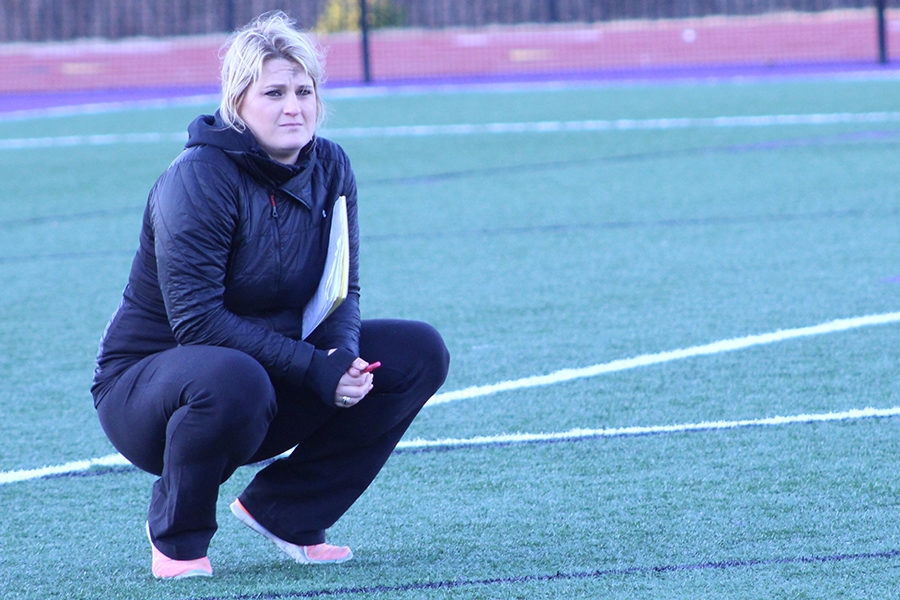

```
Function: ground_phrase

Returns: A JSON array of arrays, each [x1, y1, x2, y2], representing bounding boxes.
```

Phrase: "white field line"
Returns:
[[3, 111, 900, 150], [2, 311, 899, 486], [1, 452, 131, 485], [427, 311, 900, 406], [3, 405, 899, 486], [0, 131, 187, 150], [327, 111, 900, 138], [0, 93, 220, 122], [398, 406, 900, 450]]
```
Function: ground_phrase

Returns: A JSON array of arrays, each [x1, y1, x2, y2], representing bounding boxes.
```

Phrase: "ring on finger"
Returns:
[[339, 396, 352, 407]]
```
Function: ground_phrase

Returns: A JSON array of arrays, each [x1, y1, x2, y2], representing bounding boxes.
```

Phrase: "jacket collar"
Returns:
[[224, 139, 316, 208], [187, 113, 317, 208]]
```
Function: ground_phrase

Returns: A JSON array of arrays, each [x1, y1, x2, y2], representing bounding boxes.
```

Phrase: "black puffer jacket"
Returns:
[[91, 112, 360, 406]]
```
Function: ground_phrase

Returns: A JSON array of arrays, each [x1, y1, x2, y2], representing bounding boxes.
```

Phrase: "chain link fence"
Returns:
[[0, 0, 886, 41], [0, 1, 893, 93]]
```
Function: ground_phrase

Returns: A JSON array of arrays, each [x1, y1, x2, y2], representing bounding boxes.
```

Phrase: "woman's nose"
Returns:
[[283, 94, 301, 115]]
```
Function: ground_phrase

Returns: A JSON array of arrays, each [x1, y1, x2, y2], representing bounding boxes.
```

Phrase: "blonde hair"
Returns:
[[219, 11, 326, 131]]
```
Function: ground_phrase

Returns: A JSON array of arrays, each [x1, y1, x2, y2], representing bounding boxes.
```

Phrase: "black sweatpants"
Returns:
[[95, 319, 449, 560]]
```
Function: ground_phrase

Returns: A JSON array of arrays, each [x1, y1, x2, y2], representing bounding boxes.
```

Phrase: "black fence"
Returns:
[[393, 0, 879, 26], [0, 1, 893, 93], [0, 0, 889, 42]]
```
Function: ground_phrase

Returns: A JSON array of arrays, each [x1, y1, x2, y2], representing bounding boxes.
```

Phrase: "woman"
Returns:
[[91, 11, 449, 580]]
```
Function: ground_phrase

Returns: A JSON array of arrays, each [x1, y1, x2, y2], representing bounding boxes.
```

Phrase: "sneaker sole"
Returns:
[[145, 522, 213, 579], [229, 500, 352, 565]]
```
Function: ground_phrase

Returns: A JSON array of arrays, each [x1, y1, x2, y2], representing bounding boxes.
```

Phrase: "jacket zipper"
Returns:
[[268, 191, 282, 293]]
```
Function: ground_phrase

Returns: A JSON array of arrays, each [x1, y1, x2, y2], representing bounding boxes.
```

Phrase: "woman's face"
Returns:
[[239, 57, 317, 164]]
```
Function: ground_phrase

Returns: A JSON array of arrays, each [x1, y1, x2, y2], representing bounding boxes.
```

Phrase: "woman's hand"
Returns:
[[330, 351, 374, 408]]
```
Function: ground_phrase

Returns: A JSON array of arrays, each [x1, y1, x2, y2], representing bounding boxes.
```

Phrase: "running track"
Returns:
[[1, 8, 898, 105]]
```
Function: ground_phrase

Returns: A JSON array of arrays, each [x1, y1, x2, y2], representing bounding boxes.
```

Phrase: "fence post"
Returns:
[[876, 0, 888, 64], [225, 0, 235, 31], [360, 0, 372, 83]]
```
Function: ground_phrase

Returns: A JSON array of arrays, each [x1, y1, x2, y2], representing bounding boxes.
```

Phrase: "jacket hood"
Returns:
[[186, 111, 316, 194]]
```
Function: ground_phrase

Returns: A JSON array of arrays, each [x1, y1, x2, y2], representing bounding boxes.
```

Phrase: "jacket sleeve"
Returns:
[[306, 165, 361, 356], [150, 156, 348, 392]]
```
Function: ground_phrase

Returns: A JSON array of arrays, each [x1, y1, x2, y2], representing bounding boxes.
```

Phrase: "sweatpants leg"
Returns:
[[238, 319, 450, 546], [95, 345, 277, 560]]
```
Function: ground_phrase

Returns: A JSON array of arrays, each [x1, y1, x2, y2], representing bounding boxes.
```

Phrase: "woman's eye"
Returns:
[[266, 90, 282, 97]]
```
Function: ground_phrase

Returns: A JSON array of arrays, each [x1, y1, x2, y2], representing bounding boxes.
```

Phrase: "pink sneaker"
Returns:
[[229, 499, 353, 564], [146, 522, 213, 579]]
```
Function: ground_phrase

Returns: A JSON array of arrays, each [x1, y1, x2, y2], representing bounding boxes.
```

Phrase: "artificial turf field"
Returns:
[[1, 74, 900, 599]]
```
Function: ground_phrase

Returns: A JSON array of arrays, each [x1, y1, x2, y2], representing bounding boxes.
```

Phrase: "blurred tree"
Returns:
[[316, 0, 404, 33]]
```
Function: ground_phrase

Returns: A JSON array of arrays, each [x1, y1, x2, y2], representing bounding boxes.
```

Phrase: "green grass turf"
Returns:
[[3, 421, 898, 599], [2, 76, 900, 598]]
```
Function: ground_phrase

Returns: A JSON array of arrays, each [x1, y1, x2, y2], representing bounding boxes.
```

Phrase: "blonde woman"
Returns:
[[91, 11, 449, 579]]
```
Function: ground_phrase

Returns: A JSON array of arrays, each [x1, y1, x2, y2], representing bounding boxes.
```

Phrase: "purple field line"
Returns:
[[2, 60, 899, 116], [182, 549, 900, 600]]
